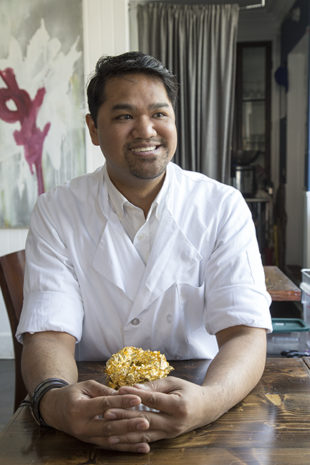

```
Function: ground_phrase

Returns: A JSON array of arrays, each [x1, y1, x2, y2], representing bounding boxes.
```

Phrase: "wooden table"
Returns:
[[1, 358, 310, 464], [264, 265, 301, 301]]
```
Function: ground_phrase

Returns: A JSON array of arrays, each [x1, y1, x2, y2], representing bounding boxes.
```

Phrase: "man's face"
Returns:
[[86, 73, 177, 191]]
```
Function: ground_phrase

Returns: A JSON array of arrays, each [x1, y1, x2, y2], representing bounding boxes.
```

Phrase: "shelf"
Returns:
[[232, 41, 271, 185], [242, 98, 266, 102], [246, 197, 269, 203]]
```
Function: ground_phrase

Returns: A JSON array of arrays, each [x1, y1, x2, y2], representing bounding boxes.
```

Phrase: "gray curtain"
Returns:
[[137, 2, 239, 183]]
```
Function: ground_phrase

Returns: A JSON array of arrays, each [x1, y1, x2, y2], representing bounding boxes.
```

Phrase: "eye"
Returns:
[[115, 114, 133, 120], [153, 112, 167, 119]]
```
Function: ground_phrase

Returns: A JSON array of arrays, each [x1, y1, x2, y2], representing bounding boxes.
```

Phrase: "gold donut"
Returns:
[[105, 346, 174, 389]]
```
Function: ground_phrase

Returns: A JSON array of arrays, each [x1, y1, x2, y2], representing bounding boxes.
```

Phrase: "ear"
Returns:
[[85, 114, 100, 146]]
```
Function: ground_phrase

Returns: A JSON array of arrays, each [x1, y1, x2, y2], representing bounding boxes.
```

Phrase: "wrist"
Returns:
[[30, 378, 69, 427]]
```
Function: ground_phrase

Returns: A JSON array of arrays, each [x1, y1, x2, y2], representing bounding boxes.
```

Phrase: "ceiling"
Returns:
[[131, 0, 297, 41], [238, 0, 296, 41], [136, 0, 295, 11], [261, 0, 296, 17]]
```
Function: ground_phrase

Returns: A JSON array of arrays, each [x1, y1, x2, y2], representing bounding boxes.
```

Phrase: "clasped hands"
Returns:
[[40, 376, 209, 454]]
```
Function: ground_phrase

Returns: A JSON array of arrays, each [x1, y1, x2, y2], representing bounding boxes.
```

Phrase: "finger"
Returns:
[[102, 416, 149, 436], [77, 380, 116, 398], [104, 406, 161, 421], [103, 408, 172, 437], [77, 393, 142, 419], [118, 376, 180, 396], [77, 415, 149, 438], [108, 442, 150, 454], [117, 386, 179, 415], [91, 437, 151, 454], [107, 429, 166, 447], [104, 407, 148, 420]]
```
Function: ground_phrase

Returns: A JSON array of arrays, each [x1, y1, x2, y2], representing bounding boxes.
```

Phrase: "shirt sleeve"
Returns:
[[16, 193, 84, 343], [204, 189, 272, 335]]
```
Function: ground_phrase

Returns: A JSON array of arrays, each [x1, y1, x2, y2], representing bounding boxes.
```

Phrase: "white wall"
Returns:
[[304, 191, 310, 268], [286, 31, 308, 266], [0, 0, 130, 358], [83, 0, 130, 172]]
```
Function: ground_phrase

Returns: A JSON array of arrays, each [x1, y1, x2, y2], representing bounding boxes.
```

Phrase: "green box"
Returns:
[[267, 318, 310, 355], [272, 318, 310, 333]]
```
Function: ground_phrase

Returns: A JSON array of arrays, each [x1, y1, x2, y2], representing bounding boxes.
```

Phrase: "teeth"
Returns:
[[131, 146, 157, 152]]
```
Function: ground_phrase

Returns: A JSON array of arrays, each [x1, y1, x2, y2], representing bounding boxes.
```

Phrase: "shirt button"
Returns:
[[166, 314, 172, 324], [130, 318, 140, 326]]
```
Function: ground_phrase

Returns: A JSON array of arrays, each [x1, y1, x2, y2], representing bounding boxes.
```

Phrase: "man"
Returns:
[[17, 52, 272, 454]]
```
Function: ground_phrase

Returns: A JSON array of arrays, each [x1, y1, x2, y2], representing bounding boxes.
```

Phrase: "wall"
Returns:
[[305, 191, 310, 267], [0, 0, 130, 358], [83, 0, 130, 173], [286, 31, 308, 265], [280, 0, 310, 266]]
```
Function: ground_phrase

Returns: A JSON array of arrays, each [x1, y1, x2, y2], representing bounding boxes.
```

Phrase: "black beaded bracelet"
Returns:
[[30, 378, 69, 426]]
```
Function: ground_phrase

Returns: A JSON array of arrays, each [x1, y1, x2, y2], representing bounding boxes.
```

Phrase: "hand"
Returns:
[[103, 377, 211, 445], [39, 380, 151, 453]]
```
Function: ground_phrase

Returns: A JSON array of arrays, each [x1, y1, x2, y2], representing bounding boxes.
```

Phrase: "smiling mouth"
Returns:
[[130, 145, 161, 155]]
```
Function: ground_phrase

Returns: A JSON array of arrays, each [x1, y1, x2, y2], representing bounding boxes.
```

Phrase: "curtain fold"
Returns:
[[137, 2, 239, 183]]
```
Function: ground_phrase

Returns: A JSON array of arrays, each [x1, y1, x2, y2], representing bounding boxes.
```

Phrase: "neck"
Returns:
[[108, 173, 166, 217]]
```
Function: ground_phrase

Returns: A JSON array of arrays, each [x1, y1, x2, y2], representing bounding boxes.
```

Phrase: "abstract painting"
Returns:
[[0, 0, 85, 227]]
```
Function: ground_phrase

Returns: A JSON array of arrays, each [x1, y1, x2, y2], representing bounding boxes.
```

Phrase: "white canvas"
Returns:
[[0, 0, 86, 227]]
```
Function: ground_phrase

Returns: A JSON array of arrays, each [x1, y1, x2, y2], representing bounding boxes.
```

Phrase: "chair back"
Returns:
[[0, 250, 27, 411]]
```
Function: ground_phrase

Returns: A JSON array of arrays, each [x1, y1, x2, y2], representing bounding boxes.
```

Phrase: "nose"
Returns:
[[131, 116, 157, 139]]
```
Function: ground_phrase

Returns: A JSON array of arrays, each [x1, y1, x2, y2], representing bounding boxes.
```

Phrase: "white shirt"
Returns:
[[104, 164, 168, 263], [17, 162, 272, 361]]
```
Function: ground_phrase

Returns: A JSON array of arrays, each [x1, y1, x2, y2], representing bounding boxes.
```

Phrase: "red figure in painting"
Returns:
[[0, 67, 51, 195]]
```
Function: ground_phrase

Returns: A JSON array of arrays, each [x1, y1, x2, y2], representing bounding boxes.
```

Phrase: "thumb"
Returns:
[[78, 380, 116, 398], [120, 376, 177, 395], [139, 376, 180, 392]]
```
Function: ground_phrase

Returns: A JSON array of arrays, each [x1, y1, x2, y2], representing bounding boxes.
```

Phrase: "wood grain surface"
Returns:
[[1, 358, 310, 465], [264, 266, 301, 301]]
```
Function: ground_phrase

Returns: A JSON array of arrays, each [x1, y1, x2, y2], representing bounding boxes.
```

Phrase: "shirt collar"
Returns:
[[103, 164, 127, 220], [103, 163, 170, 221]]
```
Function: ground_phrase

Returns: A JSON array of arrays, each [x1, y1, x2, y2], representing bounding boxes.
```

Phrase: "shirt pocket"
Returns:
[[176, 282, 205, 329]]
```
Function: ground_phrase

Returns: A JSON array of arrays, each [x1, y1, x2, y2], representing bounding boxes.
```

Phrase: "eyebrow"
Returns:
[[111, 102, 170, 112]]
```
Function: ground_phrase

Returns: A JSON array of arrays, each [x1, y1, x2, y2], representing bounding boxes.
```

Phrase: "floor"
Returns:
[[0, 359, 15, 431]]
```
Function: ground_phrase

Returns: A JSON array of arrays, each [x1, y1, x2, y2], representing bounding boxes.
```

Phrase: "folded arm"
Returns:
[[21, 332, 150, 453], [200, 324, 267, 421], [22, 331, 78, 390], [105, 325, 267, 444]]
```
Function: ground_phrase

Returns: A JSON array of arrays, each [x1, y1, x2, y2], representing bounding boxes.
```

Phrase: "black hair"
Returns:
[[87, 51, 178, 125]]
